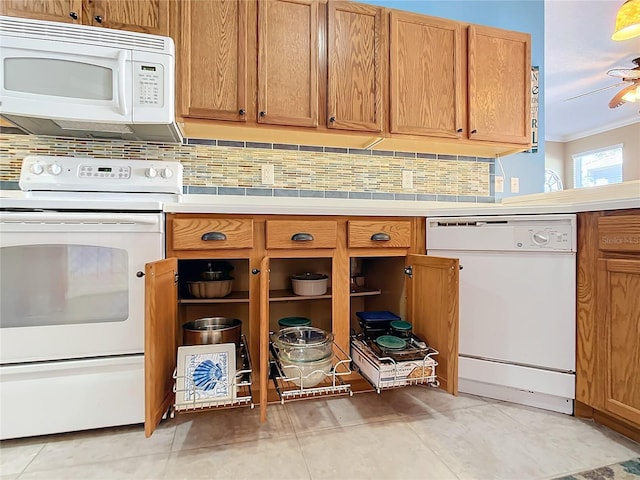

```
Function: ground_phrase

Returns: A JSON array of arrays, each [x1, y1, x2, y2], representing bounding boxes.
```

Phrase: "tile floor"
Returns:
[[1, 387, 639, 480]]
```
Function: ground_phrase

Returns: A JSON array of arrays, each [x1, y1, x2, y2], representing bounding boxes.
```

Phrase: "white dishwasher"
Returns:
[[426, 214, 576, 414]]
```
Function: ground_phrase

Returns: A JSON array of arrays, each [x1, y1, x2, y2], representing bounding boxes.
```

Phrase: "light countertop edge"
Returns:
[[164, 194, 640, 216]]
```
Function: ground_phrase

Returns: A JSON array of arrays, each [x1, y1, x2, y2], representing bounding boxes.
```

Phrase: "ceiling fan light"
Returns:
[[612, 0, 640, 40], [621, 84, 640, 102]]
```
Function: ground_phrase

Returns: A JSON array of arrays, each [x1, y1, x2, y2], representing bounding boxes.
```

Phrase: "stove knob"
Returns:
[[30, 163, 45, 175], [160, 167, 173, 179], [48, 164, 62, 176], [145, 167, 158, 178]]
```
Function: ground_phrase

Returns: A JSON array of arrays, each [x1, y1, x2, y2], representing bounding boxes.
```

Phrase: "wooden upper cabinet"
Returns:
[[468, 25, 531, 144], [327, 1, 384, 133], [177, 0, 248, 121], [258, 0, 318, 127], [389, 11, 463, 138], [89, 0, 170, 35], [0, 0, 169, 35], [0, 0, 84, 23]]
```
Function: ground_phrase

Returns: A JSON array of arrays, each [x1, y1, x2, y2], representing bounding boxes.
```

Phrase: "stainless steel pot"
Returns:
[[182, 317, 242, 346]]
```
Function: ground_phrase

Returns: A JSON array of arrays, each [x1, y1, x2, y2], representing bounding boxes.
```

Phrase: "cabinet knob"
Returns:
[[457, 128, 463, 133], [201, 231, 227, 241], [471, 129, 477, 134], [291, 233, 313, 242], [239, 109, 246, 116], [329, 116, 336, 123], [94, 15, 103, 23], [251, 268, 260, 275], [259, 111, 266, 117], [371, 232, 391, 242], [69, 11, 78, 20], [136, 271, 145, 278]]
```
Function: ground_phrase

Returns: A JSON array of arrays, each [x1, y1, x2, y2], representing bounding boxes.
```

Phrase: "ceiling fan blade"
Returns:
[[607, 68, 640, 80], [608, 84, 636, 109], [564, 82, 626, 101]]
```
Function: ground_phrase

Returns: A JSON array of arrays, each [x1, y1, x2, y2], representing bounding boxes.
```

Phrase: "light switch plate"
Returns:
[[495, 176, 504, 193], [402, 170, 413, 189], [261, 164, 274, 185], [511, 177, 520, 193]]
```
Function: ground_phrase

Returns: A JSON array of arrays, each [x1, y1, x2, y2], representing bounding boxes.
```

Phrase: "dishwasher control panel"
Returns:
[[514, 225, 573, 249]]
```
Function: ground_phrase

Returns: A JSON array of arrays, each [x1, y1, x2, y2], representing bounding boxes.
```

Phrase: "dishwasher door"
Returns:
[[426, 214, 577, 414], [431, 248, 576, 372]]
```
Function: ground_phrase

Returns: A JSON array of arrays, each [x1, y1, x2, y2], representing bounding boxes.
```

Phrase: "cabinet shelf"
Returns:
[[180, 291, 250, 304], [349, 287, 382, 297], [268, 289, 331, 302]]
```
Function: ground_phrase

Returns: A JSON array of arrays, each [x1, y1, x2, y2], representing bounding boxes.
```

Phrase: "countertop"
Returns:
[[165, 181, 640, 217], [2, 181, 638, 217]]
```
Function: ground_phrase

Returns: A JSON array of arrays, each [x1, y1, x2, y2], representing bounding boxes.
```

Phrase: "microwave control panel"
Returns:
[[134, 62, 164, 108]]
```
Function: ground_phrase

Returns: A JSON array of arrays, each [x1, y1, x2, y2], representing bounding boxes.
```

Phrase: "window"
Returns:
[[572, 145, 623, 188]]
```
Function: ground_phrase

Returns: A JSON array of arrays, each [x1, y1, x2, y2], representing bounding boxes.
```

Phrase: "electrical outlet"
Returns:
[[511, 177, 520, 193], [495, 176, 504, 193], [402, 170, 413, 189], [261, 164, 274, 185]]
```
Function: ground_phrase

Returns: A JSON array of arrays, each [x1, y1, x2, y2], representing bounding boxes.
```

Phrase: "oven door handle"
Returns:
[[0, 213, 160, 225]]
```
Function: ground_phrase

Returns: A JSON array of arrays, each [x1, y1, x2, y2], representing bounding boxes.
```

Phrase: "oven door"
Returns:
[[0, 211, 163, 364]]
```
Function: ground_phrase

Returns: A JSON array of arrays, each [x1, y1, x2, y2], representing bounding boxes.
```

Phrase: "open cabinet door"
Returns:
[[259, 256, 270, 423], [408, 254, 459, 395], [144, 258, 178, 437]]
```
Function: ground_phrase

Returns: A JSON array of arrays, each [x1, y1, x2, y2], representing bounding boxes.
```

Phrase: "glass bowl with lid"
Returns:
[[271, 326, 334, 363]]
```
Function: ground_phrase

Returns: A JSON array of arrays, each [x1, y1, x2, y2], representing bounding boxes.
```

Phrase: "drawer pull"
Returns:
[[201, 231, 227, 241], [291, 233, 314, 242], [371, 232, 391, 242]]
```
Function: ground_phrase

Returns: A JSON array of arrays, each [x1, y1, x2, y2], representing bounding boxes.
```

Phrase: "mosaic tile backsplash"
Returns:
[[0, 134, 495, 202]]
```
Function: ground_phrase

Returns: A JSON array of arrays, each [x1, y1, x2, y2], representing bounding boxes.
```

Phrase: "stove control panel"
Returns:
[[19, 156, 184, 194]]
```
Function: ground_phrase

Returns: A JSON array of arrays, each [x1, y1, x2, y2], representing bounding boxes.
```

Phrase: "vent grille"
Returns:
[[0, 16, 169, 53]]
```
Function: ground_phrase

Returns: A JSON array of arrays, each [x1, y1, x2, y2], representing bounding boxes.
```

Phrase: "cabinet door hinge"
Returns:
[[404, 266, 413, 278], [174, 273, 179, 284]]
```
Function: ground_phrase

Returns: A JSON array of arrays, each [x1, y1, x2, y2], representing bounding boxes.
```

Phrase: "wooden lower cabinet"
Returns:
[[576, 210, 640, 442], [144, 214, 459, 436]]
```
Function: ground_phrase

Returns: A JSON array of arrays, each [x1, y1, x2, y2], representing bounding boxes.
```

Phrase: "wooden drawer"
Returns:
[[172, 218, 254, 250], [598, 215, 640, 253], [348, 220, 411, 248], [265, 220, 338, 249]]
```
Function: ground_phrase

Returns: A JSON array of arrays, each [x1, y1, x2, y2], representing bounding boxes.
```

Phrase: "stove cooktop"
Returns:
[[1, 156, 184, 212]]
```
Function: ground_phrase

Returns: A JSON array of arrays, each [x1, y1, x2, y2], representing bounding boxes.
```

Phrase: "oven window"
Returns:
[[0, 244, 128, 328]]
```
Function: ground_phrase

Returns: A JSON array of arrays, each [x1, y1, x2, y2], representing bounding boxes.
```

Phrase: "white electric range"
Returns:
[[0, 156, 183, 440]]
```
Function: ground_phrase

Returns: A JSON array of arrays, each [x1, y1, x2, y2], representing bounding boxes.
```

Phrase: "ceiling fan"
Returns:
[[564, 57, 640, 108], [606, 57, 640, 108]]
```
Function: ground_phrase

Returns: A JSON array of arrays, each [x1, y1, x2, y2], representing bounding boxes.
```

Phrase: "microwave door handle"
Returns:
[[117, 50, 128, 116]]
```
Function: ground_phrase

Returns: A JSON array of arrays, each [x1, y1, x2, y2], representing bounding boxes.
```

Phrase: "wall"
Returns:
[[546, 123, 640, 189], [0, 133, 495, 202], [368, 0, 546, 199]]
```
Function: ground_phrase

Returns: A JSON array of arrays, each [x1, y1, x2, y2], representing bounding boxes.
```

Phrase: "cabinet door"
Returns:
[[597, 258, 640, 425], [258, 0, 318, 127], [0, 0, 84, 23], [89, 0, 170, 35], [177, 0, 248, 121], [468, 25, 531, 144], [389, 11, 463, 138], [327, 1, 384, 132], [407, 254, 459, 395], [259, 256, 270, 423], [144, 257, 178, 438]]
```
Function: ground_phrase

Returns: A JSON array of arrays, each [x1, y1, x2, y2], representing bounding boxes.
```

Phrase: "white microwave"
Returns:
[[0, 16, 182, 143]]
